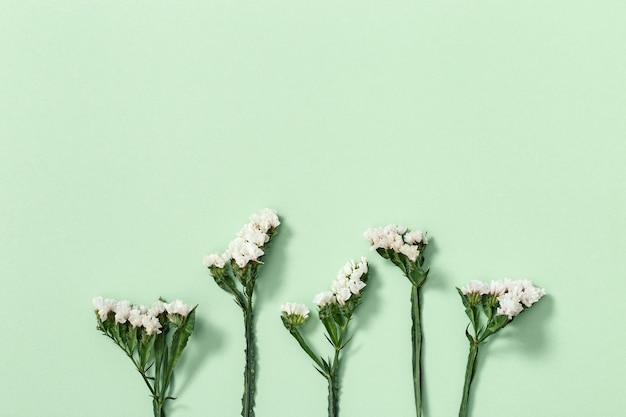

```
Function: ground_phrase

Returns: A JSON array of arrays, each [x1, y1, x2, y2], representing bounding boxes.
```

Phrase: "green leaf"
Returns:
[[139, 332, 156, 369], [375, 248, 390, 259], [465, 326, 474, 343], [457, 288, 471, 309], [128, 325, 138, 354], [165, 307, 197, 383]]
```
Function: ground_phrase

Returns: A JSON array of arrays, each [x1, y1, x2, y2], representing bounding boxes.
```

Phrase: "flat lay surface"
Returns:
[[1, 2, 625, 416]]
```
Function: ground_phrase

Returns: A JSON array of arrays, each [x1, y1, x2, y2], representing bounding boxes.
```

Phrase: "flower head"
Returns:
[[404, 230, 428, 245], [142, 315, 163, 336], [364, 225, 428, 265], [203, 253, 227, 269], [238, 223, 269, 247], [460, 278, 545, 320], [114, 300, 132, 324], [166, 299, 191, 317], [461, 280, 488, 296], [148, 300, 166, 318], [228, 237, 264, 268], [281, 302, 309, 327], [313, 291, 335, 308], [128, 308, 144, 328], [249, 208, 280, 233], [93, 296, 116, 321]]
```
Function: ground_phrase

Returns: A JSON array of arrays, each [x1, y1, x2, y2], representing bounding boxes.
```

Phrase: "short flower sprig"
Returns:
[[364, 225, 430, 417], [281, 257, 369, 417], [93, 297, 197, 417], [203, 208, 280, 417], [457, 279, 545, 417]]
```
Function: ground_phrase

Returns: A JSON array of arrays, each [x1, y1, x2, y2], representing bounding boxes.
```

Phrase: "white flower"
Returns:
[[364, 225, 403, 251], [280, 302, 310, 318], [335, 287, 352, 306], [358, 256, 368, 273], [487, 280, 507, 296], [228, 237, 264, 268], [517, 280, 545, 307], [399, 244, 420, 262], [142, 315, 162, 335], [348, 277, 366, 295], [365, 225, 425, 254], [148, 300, 166, 318], [93, 296, 116, 321], [166, 299, 191, 317], [497, 292, 524, 319], [341, 260, 355, 276], [350, 267, 364, 282], [238, 223, 269, 247], [313, 291, 335, 307], [331, 276, 349, 295], [249, 208, 280, 233], [203, 253, 227, 268], [461, 280, 488, 295], [128, 308, 144, 328], [404, 230, 426, 245], [114, 300, 132, 324]]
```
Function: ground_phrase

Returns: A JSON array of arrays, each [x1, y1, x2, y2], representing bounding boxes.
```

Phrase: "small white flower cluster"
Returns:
[[93, 297, 192, 336], [314, 257, 369, 307], [203, 208, 280, 269], [364, 225, 428, 262], [280, 302, 310, 319], [461, 279, 545, 319]]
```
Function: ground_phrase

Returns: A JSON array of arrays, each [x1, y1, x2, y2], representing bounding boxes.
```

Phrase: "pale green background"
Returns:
[[1, 1, 625, 416]]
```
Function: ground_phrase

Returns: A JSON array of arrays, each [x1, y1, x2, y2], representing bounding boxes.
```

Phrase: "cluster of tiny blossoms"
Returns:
[[461, 279, 545, 319], [317, 257, 368, 307], [280, 302, 310, 326], [281, 257, 369, 324], [203, 208, 280, 269], [93, 297, 192, 335], [363, 225, 428, 262]]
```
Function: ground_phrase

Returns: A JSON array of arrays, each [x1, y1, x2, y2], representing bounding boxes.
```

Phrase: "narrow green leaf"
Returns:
[[165, 307, 197, 383]]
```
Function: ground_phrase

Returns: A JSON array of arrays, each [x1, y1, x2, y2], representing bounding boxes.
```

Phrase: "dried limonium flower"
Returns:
[[457, 278, 546, 417], [281, 257, 369, 417], [203, 208, 280, 417], [93, 297, 197, 417]]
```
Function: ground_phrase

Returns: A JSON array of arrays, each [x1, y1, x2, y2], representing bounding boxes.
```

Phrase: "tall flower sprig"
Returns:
[[457, 279, 545, 417], [364, 225, 429, 417], [281, 258, 369, 417], [92, 297, 197, 417], [203, 208, 280, 417]]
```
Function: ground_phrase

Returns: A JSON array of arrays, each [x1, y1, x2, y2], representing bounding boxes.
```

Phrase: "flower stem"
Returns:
[[327, 374, 338, 417], [410, 284, 423, 417], [242, 294, 256, 417], [459, 342, 479, 417], [153, 397, 165, 417]]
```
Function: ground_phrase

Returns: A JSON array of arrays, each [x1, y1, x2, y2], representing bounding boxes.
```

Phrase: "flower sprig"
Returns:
[[203, 208, 280, 417], [364, 225, 430, 417], [93, 297, 197, 417], [281, 257, 369, 417], [457, 279, 545, 417]]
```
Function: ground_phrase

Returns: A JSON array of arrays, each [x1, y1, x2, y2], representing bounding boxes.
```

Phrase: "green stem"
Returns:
[[410, 284, 423, 417], [459, 342, 479, 417], [290, 329, 325, 370], [153, 396, 165, 417], [327, 374, 338, 417], [242, 294, 256, 417]]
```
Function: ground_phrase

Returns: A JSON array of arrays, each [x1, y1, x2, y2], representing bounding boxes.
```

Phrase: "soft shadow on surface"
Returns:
[[168, 315, 224, 403], [483, 294, 554, 357]]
